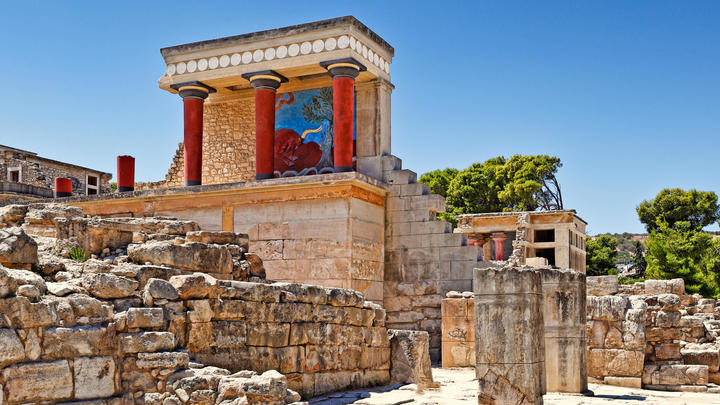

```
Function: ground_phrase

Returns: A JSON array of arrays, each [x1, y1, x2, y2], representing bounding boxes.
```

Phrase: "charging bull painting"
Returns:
[[274, 87, 356, 177]]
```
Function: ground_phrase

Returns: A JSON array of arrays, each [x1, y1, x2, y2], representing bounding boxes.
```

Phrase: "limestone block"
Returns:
[[586, 275, 619, 296], [169, 273, 218, 299], [208, 320, 246, 349], [622, 320, 646, 351], [646, 326, 681, 342], [8, 269, 46, 294], [126, 307, 165, 329], [643, 364, 709, 386], [42, 325, 109, 359], [74, 356, 116, 399], [0, 227, 38, 268], [81, 273, 138, 299], [0, 296, 57, 328], [47, 281, 86, 297], [3, 360, 73, 403], [246, 322, 290, 347], [128, 241, 233, 273], [587, 349, 644, 378], [120, 331, 175, 353], [442, 341, 475, 367], [387, 329, 434, 386], [65, 294, 113, 322], [0, 266, 17, 297], [0, 328, 24, 367], [655, 310, 681, 328], [587, 295, 628, 321], [603, 376, 642, 388], [185, 230, 248, 248], [0, 204, 27, 227], [655, 342, 682, 360], [658, 294, 682, 311], [545, 336, 587, 393], [476, 365, 544, 405], [217, 279, 282, 302], [681, 343, 720, 372], [136, 352, 189, 369], [144, 278, 179, 301]]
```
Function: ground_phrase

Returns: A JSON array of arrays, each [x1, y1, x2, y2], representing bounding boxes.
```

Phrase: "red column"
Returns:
[[322, 59, 365, 172], [244, 72, 285, 180], [117, 155, 135, 192], [171, 82, 215, 186], [254, 87, 277, 180], [55, 178, 72, 198], [491, 232, 507, 261]]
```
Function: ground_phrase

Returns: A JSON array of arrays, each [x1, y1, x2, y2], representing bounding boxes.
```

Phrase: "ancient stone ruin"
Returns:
[[587, 275, 720, 392], [0, 203, 434, 404]]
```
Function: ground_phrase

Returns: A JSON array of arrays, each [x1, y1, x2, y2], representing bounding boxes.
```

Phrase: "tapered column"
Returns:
[[321, 58, 366, 172], [243, 71, 287, 180], [117, 155, 135, 192], [55, 178, 72, 198], [491, 232, 507, 261], [170, 81, 215, 186]]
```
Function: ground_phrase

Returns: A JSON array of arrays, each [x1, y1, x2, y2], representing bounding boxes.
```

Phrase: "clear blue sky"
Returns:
[[1, 2, 718, 234]]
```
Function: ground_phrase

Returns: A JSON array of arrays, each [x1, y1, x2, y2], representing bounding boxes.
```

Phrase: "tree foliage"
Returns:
[[645, 221, 720, 297], [586, 235, 619, 276], [629, 240, 647, 278], [637, 188, 720, 233], [418, 155, 564, 224], [418, 168, 459, 198]]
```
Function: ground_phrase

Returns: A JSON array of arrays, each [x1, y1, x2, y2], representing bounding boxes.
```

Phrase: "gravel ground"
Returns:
[[308, 367, 720, 405]]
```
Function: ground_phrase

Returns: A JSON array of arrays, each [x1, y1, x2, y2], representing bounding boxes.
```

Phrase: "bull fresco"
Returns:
[[273, 86, 356, 177]]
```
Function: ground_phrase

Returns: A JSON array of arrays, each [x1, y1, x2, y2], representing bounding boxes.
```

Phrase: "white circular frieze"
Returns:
[[312, 39, 324, 53], [385, 61, 390, 73], [186, 60, 197, 73], [208, 57, 219, 69], [176, 61, 187, 74], [349, 36, 356, 50], [253, 49, 264, 62], [325, 37, 337, 51], [197, 58, 208, 71], [276, 45, 288, 58], [338, 35, 350, 49], [363, 46, 368, 59], [220, 55, 231, 67], [242, 52, 252, 64], [300, 41, 312, 55], [288, 43, 300, 57], [166, 64, 176, 76], [374, 53, 379, 66], [264, 47, 276, 60]]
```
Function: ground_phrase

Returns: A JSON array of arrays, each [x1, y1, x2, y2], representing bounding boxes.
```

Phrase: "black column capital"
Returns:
[[171, 81, 216, 100], [242, 70, 288, 91], [320, 58, 366, 79]]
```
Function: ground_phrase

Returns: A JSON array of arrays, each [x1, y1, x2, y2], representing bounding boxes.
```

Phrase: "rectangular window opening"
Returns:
[[535, 229, 555, 243], [536, 248, 556, 266]]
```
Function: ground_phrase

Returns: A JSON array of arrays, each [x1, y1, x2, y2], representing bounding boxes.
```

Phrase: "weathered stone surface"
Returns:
[[128, 240, 233, 274], [681, 343, 720, 372], [120, 331, 175, 353], [185, 230, 249, 248], [0, 266, 17, 297], [169, 273, 218, 299], [387, 329, 434, 386], [587, 349, 644, 378], [643, 364, 709, 386], [0, 296, 58, 327], [8, 268, 46, 294], [0, 227, 38, 268], [144, 277, 179, 300], [47, 281, 87, 296], [2, 360, 73, 403], [0, 204, 27, 227], [586, 295, 628, 321], [42, 325, 110, 358], [587, 275, 619, 296], [0, 328, 25, 367], [74, 356, 116, 399], [136, 351, 189, 369], [126, 307, 165, 329], [81, 273, 139, 299]]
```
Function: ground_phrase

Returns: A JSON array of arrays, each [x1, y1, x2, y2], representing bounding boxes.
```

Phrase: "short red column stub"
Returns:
[[117, 155, 135, 192], [55, 178, 72, 198]]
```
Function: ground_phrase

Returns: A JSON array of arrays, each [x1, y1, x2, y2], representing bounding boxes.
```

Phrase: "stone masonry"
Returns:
[[587, 275, 720, 392], [0, 202, 440, 403]]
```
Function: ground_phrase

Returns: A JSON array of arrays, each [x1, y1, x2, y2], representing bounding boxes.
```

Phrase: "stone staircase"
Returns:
[[376, 155, 482, 361]]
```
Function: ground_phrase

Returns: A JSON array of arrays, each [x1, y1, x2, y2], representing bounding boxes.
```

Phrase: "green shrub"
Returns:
[[69, 247, 87, 262]]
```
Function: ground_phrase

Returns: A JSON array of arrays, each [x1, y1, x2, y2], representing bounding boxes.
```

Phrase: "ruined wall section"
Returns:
[[0, 152, 111, 195], [138, 98, 255, 190], [588, 276, 720, 391], [381, 155, 481, 361]]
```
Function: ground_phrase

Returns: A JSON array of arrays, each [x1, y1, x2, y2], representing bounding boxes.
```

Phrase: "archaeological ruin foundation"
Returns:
[[3, 14, 719, 405]]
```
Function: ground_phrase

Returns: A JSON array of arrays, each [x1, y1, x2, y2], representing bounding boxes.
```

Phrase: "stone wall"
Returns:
[[138, 98, 255, 190], [587, 276, 720, 392], [0, 203, 399, 403], [0, 150, 111, 196], [381, 155, 482, 362], [440, 292, 475, 367]]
